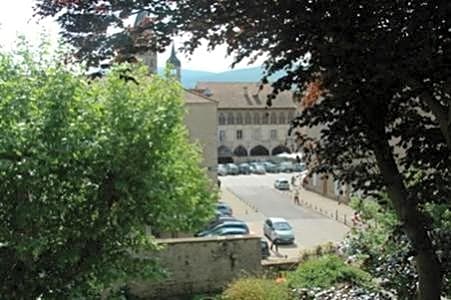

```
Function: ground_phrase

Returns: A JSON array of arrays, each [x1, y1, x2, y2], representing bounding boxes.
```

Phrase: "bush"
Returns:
[[287, 255, 373, 290], [222, 277, 290, 300]]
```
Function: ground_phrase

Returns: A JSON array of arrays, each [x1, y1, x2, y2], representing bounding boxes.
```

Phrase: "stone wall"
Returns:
[[129, 235, 262, 299]]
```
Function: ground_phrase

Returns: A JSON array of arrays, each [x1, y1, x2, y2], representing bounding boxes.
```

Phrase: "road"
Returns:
[[220, 173, 350, 259]]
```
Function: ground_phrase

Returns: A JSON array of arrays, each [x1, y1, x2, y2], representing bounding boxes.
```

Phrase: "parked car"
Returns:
[[218, 164, 228, 176], [277, 161, 294, 173], [250, 163, 266, 174], [216, 202, 233, 216], [210, 215, 238, 227], [274, 178, 290, 190], [261, 239, 270, 259], [226, 163, 239, 175], [263, 217, 295, 244], [238, 163, 251, 174], [206, 227, 248, 237], [292, 163, 306, 172], [262, 161, 278, 173], [206, 221, 249, 235]]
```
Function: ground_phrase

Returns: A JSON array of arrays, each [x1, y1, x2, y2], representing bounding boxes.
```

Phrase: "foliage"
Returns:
[[0, 43, 216, 298], [343, 198, 451, 298], [34, 1, 450, 298], [287, 255, 373, 290], [222, 277, 290, 300]]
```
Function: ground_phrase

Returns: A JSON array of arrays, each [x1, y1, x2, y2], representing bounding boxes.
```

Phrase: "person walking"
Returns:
[[270, 238, 279, 253], [293, 188, 300, 205]]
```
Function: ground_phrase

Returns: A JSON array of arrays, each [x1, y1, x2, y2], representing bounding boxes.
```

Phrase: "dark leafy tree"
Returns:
[[35, 1, 450, 298]]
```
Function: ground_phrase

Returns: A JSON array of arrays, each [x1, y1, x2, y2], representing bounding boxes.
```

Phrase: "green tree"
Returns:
[[0, 43, 215, 298], [34, 1, 450, 298]]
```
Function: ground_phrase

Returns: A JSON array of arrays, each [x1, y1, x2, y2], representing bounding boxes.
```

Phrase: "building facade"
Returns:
[[194, 82, 297, 163], [183, 91, 218, 180]]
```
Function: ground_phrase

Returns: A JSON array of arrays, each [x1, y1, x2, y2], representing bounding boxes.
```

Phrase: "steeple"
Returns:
[[166, 43, 181, 81]]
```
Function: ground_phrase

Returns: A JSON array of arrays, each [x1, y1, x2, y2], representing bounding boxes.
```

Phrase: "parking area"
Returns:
[[220, 173, 350, 259]]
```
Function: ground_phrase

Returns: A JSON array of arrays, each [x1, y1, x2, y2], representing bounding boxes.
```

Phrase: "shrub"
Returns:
[[222, 277, 290, 300], [287, 255, 373, 289]]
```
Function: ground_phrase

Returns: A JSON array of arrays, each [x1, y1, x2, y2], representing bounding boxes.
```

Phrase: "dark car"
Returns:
[[262, 162, 278, 173], [206, 216, 238, 230], [206, 227, 248, 237], [217, 202, 233, 216], [199, 221, 250, 237], [238, 163, 251, 174], [225, 163, 239, 175], [277, 161, 294, 173]]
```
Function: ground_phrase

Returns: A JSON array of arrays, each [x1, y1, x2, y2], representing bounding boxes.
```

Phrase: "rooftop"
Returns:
[[193, 82, 296, 109]]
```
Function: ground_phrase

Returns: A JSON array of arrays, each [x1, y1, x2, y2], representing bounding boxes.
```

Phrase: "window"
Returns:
[[270, 129, 277, 139], [227, 112, 234, 124], [313, 173, 317, 186], [245, 112, 252, 124], [278, 112, 286, 124], [219, 130, 226, 142], [236, 113, 243, 124], [270, 112, 277, 124], [218, 113, 226, 125], [253, 112, 260, 124], [262, 112, 269, 124], [236, 129, 243, 140]]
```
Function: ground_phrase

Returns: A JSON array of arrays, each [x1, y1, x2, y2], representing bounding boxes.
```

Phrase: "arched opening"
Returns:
[[250, 145, 269, 156], [218, 145, 233, 163], [233, 145, 248, 157], [271, 145, 291, 155]]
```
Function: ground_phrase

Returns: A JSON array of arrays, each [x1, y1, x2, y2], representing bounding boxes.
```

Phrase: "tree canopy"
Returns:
[[34, 1, 450, 298], [0, 42, 216, 298]]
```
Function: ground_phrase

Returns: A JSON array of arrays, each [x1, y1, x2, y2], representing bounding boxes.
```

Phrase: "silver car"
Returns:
[[274, 178, 290, 190], [263, 217, 295, 244]]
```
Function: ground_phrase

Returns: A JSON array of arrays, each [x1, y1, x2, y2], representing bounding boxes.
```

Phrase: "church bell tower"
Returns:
[[166, 44, 181, 82]]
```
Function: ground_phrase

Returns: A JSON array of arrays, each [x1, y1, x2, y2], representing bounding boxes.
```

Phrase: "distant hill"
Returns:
[[157, 66, 285, 88]]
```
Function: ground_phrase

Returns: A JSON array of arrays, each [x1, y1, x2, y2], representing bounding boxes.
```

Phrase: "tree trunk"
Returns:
[[372, 138, 442, 300]]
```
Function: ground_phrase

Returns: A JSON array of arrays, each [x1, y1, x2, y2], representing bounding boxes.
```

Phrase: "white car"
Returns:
[[274, 178, 290, 190], [263, 217, 295, 244]]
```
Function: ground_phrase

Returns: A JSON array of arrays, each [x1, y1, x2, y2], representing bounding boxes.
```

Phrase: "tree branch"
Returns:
[[422, 92, 450, 151]]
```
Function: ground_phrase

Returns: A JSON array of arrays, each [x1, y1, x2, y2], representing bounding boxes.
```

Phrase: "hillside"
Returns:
[[157, 66, 285, 88]]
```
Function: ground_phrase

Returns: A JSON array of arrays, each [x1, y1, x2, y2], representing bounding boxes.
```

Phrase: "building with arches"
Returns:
[[193, 82, 297, 163]]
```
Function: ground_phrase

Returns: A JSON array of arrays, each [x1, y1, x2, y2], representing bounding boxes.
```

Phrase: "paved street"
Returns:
[[220, 173, 351, 259]]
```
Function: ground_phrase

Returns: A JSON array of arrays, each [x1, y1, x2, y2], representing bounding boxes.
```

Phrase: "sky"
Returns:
[[0, 0, 262, 73]]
